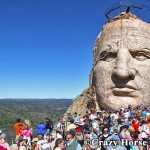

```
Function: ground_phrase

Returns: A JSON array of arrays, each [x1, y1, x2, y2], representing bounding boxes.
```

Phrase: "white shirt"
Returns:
[[139, 124, 150, 138], [110, 113, 118, 120], [55, 148, 61, 150], [123, 112, 130, 119], [89, 114, 97, 121], [67, 123, 76, 131], [92, 121, 99, 131], [37, 140, 51, 150]]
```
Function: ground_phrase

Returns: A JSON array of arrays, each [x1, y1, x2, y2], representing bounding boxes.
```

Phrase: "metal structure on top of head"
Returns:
[[105, 1, 148, 22]]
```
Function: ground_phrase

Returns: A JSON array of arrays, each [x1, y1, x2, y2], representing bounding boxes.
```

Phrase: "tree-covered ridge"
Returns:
[[0, 99, 72, 143]]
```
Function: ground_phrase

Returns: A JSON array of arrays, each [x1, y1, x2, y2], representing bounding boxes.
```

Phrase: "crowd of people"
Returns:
[[53, 104, 150, 150], [0, 104, 150, 150]]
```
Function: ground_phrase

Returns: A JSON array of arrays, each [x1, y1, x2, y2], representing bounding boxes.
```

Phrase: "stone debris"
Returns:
[[64, 87, 99, 117]]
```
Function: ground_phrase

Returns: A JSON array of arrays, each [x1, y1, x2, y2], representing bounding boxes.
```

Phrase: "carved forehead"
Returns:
[[94, 18, 150, 60], [95, 36, 150, 50]]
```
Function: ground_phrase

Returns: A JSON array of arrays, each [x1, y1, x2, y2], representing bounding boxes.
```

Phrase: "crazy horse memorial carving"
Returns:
[[65, 11, 150, 116], [92, 12, 150, 109]]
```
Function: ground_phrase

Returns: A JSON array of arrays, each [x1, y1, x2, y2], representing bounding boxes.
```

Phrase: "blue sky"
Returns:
[[0, 0, 149, 98]]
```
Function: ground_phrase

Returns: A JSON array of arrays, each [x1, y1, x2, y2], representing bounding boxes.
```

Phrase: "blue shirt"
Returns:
[[73, 116, 79, 122], [142, 111, 147, 118], [37, 123, 46, 135], [125, 121, 131, 126]]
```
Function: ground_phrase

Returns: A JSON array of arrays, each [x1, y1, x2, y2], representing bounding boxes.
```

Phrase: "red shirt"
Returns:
[[76, 127, 82, 133], [132, 122, 139, 133]]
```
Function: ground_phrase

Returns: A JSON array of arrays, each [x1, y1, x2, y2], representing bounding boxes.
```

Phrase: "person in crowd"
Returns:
[[84, 111, 90, 121], [123, 109, 130, 121], [31, 138, 39, 150], [74, 121, 84, 147], [13, 118, 22, 143], [32, 142, 38, 150], [37, 121, 46, 136], [91, 117, 101, 137], [130, 109, 135, 118], [130, 132, 143, 150], [110, 111, 119, 121], [53, 138, 66, 150], [89, 109, 97, 121], [45, 117, 53, 136], [73, 112, 79, 123], [104, 127, 127, 150], [100, 127, 110, 141], [132, 118, 140, 134], [82, 118, 91, 135], [141, 108, 147, 118], [75, 122, 83, 134], [125, 117, 132, 126], [66, 130, 82, 150], [37, 135, 45, 150], [146, 117, 150, 133], [147, 137, 150, 150], [21, 119, 32, 148], [99, 127, 110, 150], [138, 119, 149, 141], [65, 113, 73, 122], [146, 109, 150, 118], [60, 119, 66, 140], [55, 118, 64, 139], [136, 106, 142, 119], [109, 121, 119, 135], [36, 134, 51, 150], [0, 133, 10, 150], [18, 137, 28, 150], [44, 134, 53, 149], [0, 145, 5, 150], [66, 119, 76, 131]]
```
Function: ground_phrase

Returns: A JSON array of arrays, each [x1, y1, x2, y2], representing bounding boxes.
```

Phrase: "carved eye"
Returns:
[[99, 51, 117, 62], [131, 52, 150, 61]]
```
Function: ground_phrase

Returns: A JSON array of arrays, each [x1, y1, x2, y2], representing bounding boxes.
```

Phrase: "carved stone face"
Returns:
[[93, 18, 150, 109]]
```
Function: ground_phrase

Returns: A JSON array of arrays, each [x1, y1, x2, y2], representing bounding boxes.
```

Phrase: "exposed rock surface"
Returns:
[[64, 87, 98, 117], [66, 12, 150, 114], [92, 12, 150, 109]]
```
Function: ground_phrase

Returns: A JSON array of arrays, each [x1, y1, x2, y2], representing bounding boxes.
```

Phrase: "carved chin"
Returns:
[[97, 94, 142, 109]]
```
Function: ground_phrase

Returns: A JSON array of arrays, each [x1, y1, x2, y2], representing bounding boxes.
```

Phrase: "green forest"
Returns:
[[0, 99, 72, 143]]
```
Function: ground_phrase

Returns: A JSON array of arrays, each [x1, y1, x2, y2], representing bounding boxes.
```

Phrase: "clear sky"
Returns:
[[0, 0, 149, 98]]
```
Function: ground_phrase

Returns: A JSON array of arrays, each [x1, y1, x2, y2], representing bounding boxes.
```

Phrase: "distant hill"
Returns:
[[0, 98, 72, 143], [0, 98, 72, 101]]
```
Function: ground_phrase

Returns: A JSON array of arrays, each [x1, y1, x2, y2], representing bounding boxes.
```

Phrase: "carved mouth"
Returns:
[[112, 88, 137, 97]]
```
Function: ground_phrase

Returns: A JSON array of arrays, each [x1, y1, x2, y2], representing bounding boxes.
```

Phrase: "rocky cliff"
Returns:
[[64, 87, 99, 117]]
